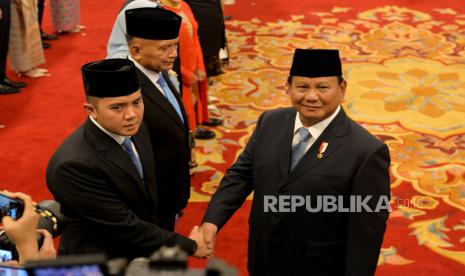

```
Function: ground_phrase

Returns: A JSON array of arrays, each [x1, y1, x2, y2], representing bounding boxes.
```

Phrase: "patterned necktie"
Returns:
[[290, 127, 311, 171], [122, 137, 144, 178], [157, 74, 184, 123]]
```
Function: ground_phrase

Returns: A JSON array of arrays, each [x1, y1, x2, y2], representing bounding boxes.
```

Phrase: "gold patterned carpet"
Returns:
[[180, 2, 465, 275], [2, 0, 463, 275]]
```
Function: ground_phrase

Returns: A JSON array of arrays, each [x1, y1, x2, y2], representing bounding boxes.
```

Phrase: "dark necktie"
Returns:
[[157, 74, 184, 122], [290, 127, 311, 171], [122, 137, 144, 178]]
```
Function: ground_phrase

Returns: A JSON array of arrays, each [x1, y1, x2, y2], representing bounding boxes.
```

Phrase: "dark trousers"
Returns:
[[0, 3, 11, 79], [38, 0, 44, 30]]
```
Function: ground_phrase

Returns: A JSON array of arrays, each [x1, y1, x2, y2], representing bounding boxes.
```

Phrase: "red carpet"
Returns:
[[1, 0, 465, 275]]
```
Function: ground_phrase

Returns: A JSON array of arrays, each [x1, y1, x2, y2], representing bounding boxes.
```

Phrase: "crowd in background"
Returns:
[[0, 0, 229, 142], [0, 0, 82, 94]]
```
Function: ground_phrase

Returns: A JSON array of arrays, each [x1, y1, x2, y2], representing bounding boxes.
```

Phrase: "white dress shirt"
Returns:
[[89, 116, 141, 160], [292, 105, 341, 153], [128, 55, 166, 96]]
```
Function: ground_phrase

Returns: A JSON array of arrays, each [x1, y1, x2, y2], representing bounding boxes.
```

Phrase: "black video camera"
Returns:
[[0, 194, 65, 261], [20, 246, 237, 276], [123, 245, 238, 276]]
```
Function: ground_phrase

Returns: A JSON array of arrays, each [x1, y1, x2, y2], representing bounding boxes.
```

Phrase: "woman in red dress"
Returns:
[[161, 0, 217, 140]]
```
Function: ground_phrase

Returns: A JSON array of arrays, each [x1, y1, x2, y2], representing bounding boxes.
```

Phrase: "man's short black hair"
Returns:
[[126, 34, 134, 44]]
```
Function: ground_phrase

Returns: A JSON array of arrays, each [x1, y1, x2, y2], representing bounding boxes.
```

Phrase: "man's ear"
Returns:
[[129, 44, 141, 60], [83, 102, 97, 119], [286, 79, 292, 95], [339, 79, 347, 101]]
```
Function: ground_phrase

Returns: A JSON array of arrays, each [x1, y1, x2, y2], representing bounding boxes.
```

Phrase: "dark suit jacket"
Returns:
[[46, 119, 196, 259], [136, 69, 190, 230], [0, 0, 10, 78], [203, 107, 391, 276]]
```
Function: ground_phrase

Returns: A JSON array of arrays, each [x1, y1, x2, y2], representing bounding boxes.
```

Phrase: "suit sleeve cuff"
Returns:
[[174, 234, 197, 255]]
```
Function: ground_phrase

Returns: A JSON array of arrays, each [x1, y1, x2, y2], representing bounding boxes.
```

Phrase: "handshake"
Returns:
[[188, 222, 218, 258]]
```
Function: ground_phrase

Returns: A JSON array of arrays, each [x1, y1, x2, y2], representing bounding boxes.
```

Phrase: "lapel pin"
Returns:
[[317, 142, 329, 159]]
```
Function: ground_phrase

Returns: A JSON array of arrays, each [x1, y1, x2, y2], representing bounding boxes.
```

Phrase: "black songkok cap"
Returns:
[[290, 49, 342, 78], [81, 59, 139, 97], [125, 7, 182, 40]]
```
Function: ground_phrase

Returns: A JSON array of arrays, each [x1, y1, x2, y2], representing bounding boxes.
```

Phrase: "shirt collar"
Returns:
[[89, 116, 127, 145], [293, 105, 341, 141], [128, 54, 161, 85]]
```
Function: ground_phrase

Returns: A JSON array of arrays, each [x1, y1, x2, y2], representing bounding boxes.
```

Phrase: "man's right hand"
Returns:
[[199, 222, 218, 253], [189, 225, 213, 258]]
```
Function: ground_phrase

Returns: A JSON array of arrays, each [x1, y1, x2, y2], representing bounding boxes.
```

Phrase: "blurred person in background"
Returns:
[[184, 0, 228, 78], [160, 0, 220, 142], [9, 0, 49, 78], [37, 0, 57, 49], [184, 0, 227, 124], [50, 0, 83, 33], [0, 0, 27, 94]]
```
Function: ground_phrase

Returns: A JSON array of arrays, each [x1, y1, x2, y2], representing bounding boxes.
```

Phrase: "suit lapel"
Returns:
[[136, 69, 186, 130], [286, 108, 350, 182], [132, 131, 157, 208], [277, 109, 297, 179], [84, 119, 150, 201], [162, 71, 189, 127]]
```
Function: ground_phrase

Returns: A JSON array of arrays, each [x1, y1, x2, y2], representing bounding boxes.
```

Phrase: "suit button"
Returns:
[[279, 187, 287, 194]]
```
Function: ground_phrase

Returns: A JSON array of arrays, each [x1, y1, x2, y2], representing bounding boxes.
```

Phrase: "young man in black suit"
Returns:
[[46, 59, 210, 259], [200, 49, 391, 276]]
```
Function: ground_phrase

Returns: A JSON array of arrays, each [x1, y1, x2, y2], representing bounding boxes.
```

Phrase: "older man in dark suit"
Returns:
[[46, 59, 210, 259], [125, 8, 192, 231], [200, 49, 391, 275]]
